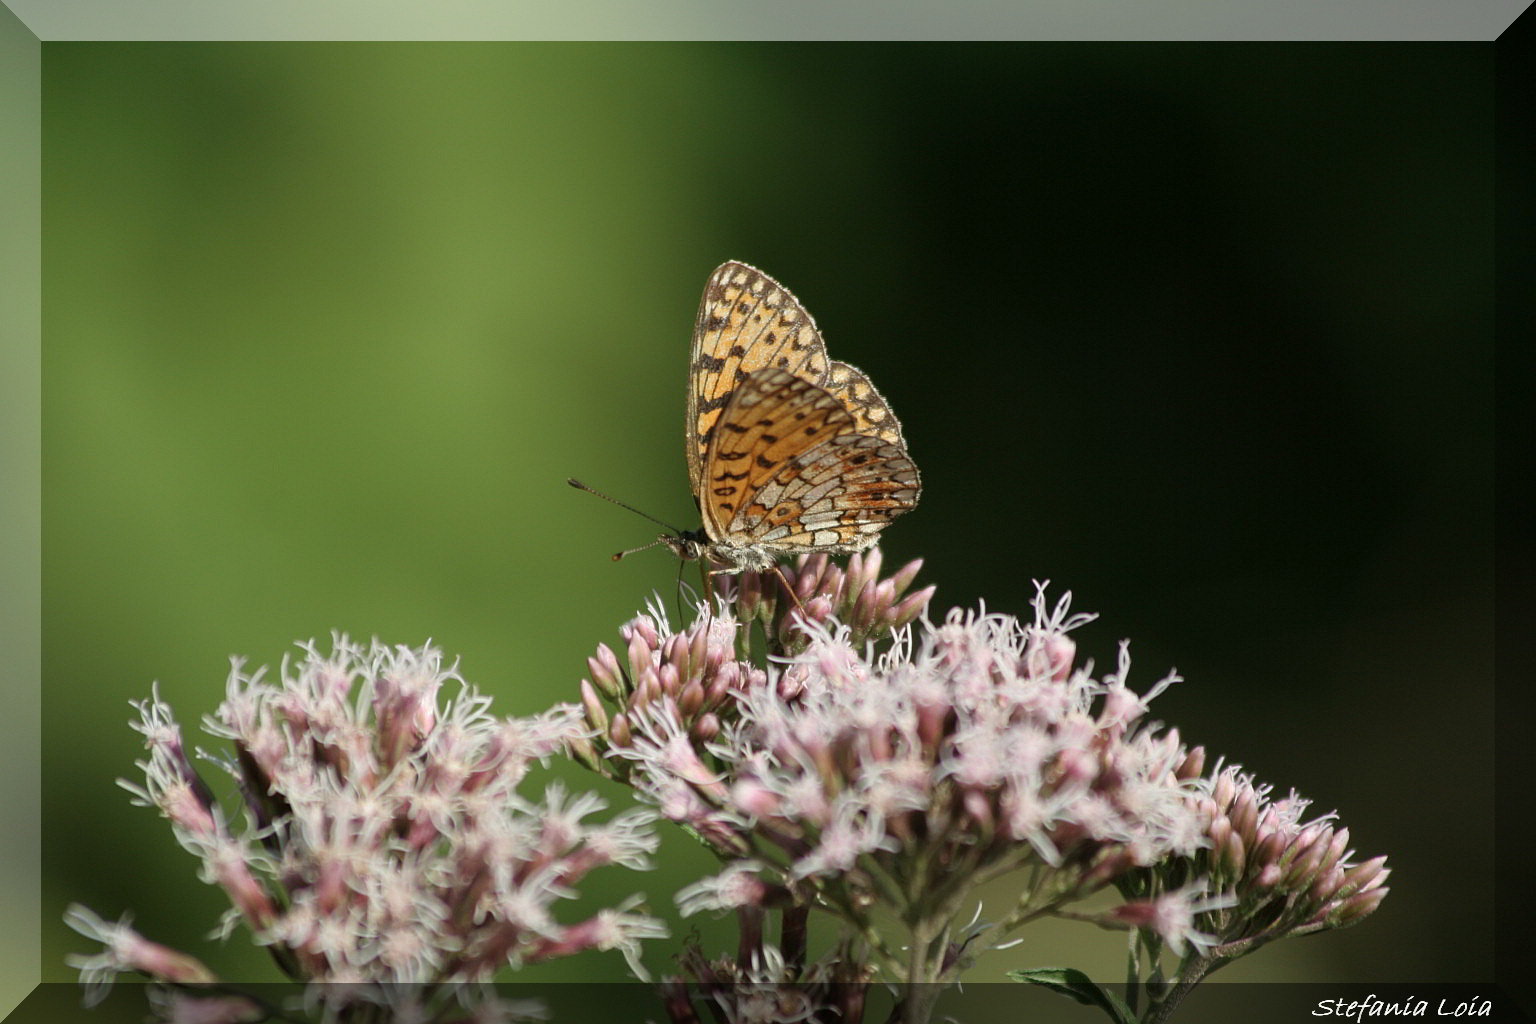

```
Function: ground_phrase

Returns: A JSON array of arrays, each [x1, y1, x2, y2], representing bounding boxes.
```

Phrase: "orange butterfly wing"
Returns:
[[700, 367, 919, 559], [685, 261, 920, 568], [687, 262, 833, 497]]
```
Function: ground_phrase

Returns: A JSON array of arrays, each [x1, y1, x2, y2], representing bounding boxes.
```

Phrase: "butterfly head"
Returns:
[[660, 529, 711, 563]]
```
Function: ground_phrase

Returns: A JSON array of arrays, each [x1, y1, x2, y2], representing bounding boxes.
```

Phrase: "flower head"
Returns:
[[64, 905, 217, 1006], [577, 572, 1211, 982], [71, 636, 665, 1012], [722, 549, 934, 653], [1173, 763, 1391, 954]]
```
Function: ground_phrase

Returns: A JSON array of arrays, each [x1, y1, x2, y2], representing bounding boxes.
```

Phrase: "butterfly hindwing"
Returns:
[[731, 431, 920, 550], [702, 366, 919, 555], [824, 360, 906, 447], [699, 367, 850, 542]]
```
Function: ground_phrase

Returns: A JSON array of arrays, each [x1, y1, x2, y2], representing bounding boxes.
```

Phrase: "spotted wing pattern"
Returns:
[[686, 261, 834, 497], [702, 366, 920, 565], [824, 360, 906, 447], [684, 261, 920, 570]]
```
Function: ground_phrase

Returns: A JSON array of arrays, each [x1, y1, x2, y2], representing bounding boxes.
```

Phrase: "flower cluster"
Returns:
[[65, 546, 1392, 1024], [578, 561, 1216, 988], [1079, 764, 1392, 1023], [574, 553, 1389, 1024], [568, 550, 933, 790], [719, 548, 935, 654], [67, 635, 664, 1020], [1122, 763, 1390, 963]]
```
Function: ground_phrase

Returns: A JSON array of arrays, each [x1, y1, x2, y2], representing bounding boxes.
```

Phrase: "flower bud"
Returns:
[[1329, 884, 1389, 927], [608, 712, 632, 748], [580, 679, 609, 733], [587, 643, 626, 700]]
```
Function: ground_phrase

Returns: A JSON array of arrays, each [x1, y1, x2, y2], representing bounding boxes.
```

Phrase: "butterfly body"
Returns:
[[678, 262, 920, 574]]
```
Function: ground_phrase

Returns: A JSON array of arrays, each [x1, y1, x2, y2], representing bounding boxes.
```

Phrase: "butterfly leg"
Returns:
[[700, 561, 723, 623], [770, 564, 807, 616]]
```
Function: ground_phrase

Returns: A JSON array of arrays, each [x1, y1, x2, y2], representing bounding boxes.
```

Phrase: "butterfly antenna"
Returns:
[[567, 478, 683, 533], [611, 538, 668, 562]]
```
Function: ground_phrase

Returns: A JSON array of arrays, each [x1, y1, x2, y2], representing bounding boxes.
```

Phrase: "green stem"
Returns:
[[1140, 953, 1221, 1024]]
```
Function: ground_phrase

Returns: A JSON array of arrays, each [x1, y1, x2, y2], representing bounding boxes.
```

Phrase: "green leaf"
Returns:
[[1007, 967, 1137, 1024]]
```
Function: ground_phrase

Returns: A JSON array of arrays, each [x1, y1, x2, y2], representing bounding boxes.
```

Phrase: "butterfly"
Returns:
[[572, 262, 920, 579], [659, 260, 921, 573]]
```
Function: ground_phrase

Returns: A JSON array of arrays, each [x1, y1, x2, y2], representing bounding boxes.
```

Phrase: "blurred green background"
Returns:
[[42, 43, 1491, 991]]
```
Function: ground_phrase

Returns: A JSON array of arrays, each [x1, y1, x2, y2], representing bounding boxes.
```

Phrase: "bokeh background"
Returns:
[[42, 42, 1491, 996]]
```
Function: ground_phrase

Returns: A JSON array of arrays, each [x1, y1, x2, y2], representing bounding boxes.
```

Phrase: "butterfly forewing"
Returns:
[[687, 261, 832, 495]]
